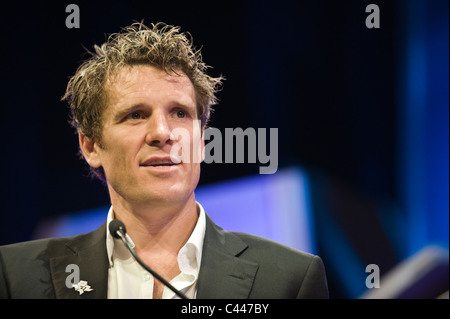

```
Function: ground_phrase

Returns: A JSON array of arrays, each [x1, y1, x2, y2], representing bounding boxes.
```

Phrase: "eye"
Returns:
[[176, 110, 186, 118], [126, 111, 145, 120]]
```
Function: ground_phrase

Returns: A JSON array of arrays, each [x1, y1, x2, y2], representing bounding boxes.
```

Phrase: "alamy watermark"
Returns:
[[365, 264, 380, 289], [66, 4, 380, 30], [170, 121, 278, 174], [65, 264, 80, 288], [65, 4, 80, 29], [365, 4, 380, 29]]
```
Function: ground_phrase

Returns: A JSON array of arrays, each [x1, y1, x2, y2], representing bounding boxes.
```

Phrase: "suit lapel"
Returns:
[[49, 223, 109, 299], [47, 215, 258, 299], [196, 215, 259, 299]]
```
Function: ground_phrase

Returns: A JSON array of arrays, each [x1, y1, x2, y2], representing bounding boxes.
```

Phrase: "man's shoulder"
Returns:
[[0, 224, 106, 268], [224, 231, 328, 298], [230, 231, 316, 263], [0, 236, 75, 279], [204, 214, 319, 268], [1, 237, 66, 260], [1, 233, 87, 256]]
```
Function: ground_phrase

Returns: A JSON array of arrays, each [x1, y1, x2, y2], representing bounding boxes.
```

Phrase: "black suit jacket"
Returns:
[[0, 214, 328, 298]]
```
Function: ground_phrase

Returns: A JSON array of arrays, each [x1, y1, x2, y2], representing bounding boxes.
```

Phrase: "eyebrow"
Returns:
[[112, 103, 145, 122], [112, 101, 197, 123]]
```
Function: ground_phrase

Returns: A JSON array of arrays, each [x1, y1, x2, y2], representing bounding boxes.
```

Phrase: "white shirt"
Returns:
[[106, 202, 206, 299]]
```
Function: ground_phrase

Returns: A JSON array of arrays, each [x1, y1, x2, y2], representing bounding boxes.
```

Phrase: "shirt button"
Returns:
[[144, 273, 151, 281]]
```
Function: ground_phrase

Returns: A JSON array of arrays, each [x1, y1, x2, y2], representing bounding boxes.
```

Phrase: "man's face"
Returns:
[[86, 65, 203, 208]]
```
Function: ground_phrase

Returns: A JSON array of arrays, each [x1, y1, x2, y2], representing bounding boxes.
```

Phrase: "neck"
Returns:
[[110, 193, 199, 256]]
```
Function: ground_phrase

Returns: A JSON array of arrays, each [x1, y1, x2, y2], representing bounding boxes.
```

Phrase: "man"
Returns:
[[0, 22, 328, 299]]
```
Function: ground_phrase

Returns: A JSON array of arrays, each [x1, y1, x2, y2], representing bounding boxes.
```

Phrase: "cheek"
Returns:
[[99, 132, 142, 170], [188, 132, 203, 163], [170, 125, 203, 164], [189, 123, 204, 162], [181, 163, 201, 192]]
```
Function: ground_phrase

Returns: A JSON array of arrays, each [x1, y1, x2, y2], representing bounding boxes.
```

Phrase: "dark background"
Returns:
[[0, 0, 447, 298]]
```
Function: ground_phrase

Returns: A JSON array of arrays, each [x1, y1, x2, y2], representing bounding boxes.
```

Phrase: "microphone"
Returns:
[[108, 219, 188, 299]]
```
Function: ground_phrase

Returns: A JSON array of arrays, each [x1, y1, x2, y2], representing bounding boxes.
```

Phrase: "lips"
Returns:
[[140, 157, 178, 167]]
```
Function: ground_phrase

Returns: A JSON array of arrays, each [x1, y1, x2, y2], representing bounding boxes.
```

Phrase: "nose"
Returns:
[[144, 111, 172, 147]]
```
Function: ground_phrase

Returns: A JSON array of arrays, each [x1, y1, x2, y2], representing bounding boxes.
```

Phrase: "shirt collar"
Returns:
[[106, 202, 206, 273]]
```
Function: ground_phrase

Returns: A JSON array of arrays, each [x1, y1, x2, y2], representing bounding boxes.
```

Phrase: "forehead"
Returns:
[[104, 64, 196, 107]]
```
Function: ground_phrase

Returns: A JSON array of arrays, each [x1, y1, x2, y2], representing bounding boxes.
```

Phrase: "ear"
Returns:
[[78, 132, 102, 169]]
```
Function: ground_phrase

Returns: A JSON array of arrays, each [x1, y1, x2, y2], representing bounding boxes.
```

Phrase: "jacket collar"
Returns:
[[48, 223, 109, 299], [196, 215, 259, 299]]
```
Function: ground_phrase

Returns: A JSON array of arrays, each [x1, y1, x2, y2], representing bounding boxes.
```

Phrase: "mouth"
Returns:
[[140, 157, 180, 170]]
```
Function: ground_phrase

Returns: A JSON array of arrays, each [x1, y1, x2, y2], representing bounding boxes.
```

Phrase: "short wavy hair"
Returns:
[[62, 22, 223, 181]]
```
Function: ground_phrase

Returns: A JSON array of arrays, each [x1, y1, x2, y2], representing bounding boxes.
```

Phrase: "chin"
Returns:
[[139, 184, 195, 204]]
